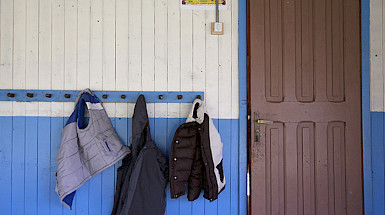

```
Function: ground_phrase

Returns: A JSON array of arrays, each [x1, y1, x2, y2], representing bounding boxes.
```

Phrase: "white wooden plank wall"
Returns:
[[371, 0, 385, 112], [26, 0, 40, 116], [0, 0, 239, 119], [0, 0, 14, 116]]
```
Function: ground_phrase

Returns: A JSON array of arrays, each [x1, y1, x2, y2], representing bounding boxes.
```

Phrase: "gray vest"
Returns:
[[55, 89, 130, 209]]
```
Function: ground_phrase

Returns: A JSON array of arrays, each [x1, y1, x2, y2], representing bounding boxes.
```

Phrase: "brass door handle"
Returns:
[[255, 119, 274, 124], [254, 113, 274, 142]]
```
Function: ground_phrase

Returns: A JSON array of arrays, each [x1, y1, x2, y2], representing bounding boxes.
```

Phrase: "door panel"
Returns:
[[265, 123, 285, 215], [249, 0, 362, 214], [327, 122, 347, 215], [297, 122, 316, 215], [295, 0, 314, 102], [264, 0, 283, 102], [326, 0, 345, 102]]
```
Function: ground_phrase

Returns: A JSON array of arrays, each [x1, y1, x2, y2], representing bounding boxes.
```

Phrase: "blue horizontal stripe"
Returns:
[[0, 116, 240, 215], [0, 90, 204, 103]]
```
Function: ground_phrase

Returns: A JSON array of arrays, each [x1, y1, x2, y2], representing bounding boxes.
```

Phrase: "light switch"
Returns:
[[211, 22, 224, 35]]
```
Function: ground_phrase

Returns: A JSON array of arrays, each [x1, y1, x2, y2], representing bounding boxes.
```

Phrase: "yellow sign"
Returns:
[[182, 0, 226, 5]]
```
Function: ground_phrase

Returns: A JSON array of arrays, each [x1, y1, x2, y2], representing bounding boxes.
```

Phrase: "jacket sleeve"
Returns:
[[157, 148, 169, 183]]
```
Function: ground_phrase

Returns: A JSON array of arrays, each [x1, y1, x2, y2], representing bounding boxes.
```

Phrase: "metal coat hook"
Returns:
[[7, 93, 15, 98]]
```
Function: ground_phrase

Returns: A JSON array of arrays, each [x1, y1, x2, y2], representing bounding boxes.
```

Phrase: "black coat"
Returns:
[[111, 95, 168, 215], [169, 99, 225, 202]]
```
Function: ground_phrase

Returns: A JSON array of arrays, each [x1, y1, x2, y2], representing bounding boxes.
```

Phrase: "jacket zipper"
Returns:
[[105, 142, 112, 152]]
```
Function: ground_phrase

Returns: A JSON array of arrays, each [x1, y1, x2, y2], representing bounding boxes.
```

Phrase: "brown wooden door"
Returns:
[[248, 0, 362, 214]]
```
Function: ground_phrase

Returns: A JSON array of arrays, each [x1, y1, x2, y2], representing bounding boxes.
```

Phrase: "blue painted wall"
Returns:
[[0, 116, 240, 215], [361, 0, 372, 214], [362, 0, 385, 214], [238, 0, 247, 214], [0, 0, 247, 213]]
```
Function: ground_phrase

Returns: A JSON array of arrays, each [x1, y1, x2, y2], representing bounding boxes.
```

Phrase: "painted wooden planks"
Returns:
[[0, 0, 238, 120], [38, 0, 52, 118], [0, 0, 13, 116], [115, 0, 129, 120], [25, 116, 39, 215], [0, 117, 13, 214], [89, 0, 103, 91], [25, 0, 40, 117], [50, 117, 64, 215], [166, 118, 181, 215], [238, 0, 247, 214], [218, 0, 232, 119], [101, 118, 116, 215], [372, 112, 385, 214], [12, 0, 27, 116], [369, 1, 385, 213], [230, 119, 239, 215], [362, 0, 372, 214], [0, 116, 240, 214], [141, 0, 154, 93], [88, 1, 104, 213], [102, 0, 116, 118], [370, 0, 384, 111], [0, 0, 241, 213], [218, 120, 232, 215], [37, 117, 51, 215], [77, 0, 91, 90], [64, 0, 79, 116], [62, 116, 76, 215], [51, 0, 65, 118], [11, 9, 27, 211]]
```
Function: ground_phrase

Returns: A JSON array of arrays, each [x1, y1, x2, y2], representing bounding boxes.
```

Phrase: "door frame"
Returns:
[[239, 0, 248, 214], [361, 0, 372, 214], [243, 0, 368, 214]]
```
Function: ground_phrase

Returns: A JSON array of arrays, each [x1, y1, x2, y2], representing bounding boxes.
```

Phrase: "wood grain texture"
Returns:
[[0, 0, 238, 119], [0, 0, 241, 214]]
